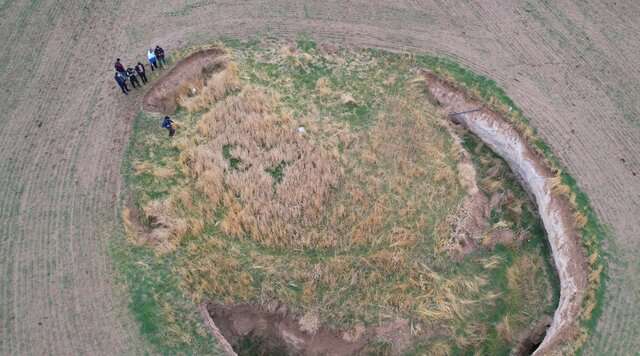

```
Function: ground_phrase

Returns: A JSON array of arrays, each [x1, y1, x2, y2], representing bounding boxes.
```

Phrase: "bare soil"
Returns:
[[447, 127, 491, 256], [208, 303, 367, 356], [143, 47, 227, 114], [206, 302, 415, 356], [1, 1, 639, 355], [514, 316, 553, 356], [423, 70, 589, 354]]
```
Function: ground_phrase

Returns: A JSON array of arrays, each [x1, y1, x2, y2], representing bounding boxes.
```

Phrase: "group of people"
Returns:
[[113, 45, 176, 137], [113, 45, 166, 95]]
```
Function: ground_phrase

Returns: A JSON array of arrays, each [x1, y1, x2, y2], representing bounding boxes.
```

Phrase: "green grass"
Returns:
[[124, 112, 186, 207], [116, 113, 223, 355], [296, 35, 318, 53], [110, 237, 223, 355], [237, 40, 409, 128], [415, 55, 521, 118], [264, 160, 287, 183], [222, 144, 242, 170]]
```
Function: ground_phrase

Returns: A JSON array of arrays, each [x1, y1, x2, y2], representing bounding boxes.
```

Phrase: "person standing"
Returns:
[[135, 62, 148, 84], [114, 58, 126, 75], [114, 72, 129, 95], [126, 67, 140, 88], [147, 49, 158, 71], [162, 116, 175, 137], [155, 45, 166, 68]]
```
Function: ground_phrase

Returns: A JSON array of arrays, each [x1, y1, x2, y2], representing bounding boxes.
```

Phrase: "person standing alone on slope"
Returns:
[[162, 116, 175, 137]]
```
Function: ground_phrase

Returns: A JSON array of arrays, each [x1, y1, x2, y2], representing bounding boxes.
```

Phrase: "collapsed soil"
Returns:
[[207, 303, 369, 356], [207, 302, 548, 356], [125, 43, 559, 354], [423, 71, 591, 354], [143, 47, 227, 114]]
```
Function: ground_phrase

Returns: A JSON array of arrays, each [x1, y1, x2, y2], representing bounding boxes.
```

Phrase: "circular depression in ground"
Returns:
[[124, 40, 563, 355]]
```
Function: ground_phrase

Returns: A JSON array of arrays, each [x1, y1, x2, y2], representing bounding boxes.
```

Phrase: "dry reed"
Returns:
[[182, 85, 341, 248]]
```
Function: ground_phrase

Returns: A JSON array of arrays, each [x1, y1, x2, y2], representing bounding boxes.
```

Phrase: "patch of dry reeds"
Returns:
[[183, 86, 341, 248], [177, 58, 240, 113]]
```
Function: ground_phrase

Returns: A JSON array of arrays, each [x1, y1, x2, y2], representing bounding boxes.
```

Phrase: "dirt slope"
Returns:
[[1, 1, 638, 355]]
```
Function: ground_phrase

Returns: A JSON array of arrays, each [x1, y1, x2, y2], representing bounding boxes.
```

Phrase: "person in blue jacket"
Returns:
[[114, 72, 129, 95], [162, 116, 175, 137]]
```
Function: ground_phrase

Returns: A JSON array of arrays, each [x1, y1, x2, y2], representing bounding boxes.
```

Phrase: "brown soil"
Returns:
[[423, 71, 589, 354], [199, 303, 238, 356], [447, 128, 491, 255], [206, 302, 413, 356], [2, 1, 639, 355], [143, 47, 227, 114], [122, 199, 169, 249], [514, 316, 553, 356], [482, 228, 525, 250]]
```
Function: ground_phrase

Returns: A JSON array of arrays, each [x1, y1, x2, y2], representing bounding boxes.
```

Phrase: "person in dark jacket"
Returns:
[[126, 67, 140, 88], [135, 62, 148, 84], [162, 116, 175, 137], [155, 45, 166, 67], [114, 58, 126, 75], [114, 72, 129, 95]]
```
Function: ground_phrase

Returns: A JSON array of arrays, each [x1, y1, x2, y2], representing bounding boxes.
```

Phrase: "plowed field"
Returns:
[[1, 1, 638, 355]]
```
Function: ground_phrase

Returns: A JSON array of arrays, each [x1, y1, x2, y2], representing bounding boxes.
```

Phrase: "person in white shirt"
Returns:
[[147, 49, 158, 71]]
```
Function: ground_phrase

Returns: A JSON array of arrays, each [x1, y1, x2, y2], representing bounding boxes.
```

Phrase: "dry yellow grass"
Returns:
[[121, 207, 141, 245], [496, 315, 514, 343], [426, 340, 452, 356], [162, 72, 492, 339], [183, 86, 341, 248], [158, 57, 464, 252], [177, 58, 240, 113], [126, 46, 558, 353], [315, 77, 332, 97]]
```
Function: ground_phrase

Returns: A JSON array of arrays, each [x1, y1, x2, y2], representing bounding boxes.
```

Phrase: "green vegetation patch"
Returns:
[[117, 111, 223, 355]]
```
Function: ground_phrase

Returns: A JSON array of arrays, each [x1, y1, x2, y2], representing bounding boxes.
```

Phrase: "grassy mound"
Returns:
[[121, 39, 559, 355]]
